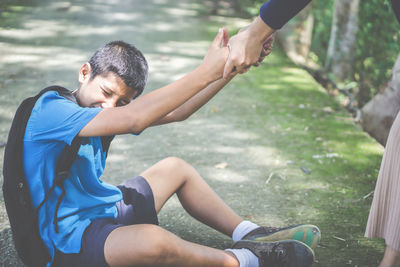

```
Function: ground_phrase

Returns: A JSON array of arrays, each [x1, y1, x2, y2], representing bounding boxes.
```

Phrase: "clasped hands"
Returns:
[[224, 27, 274, 78], [202, 23, 274, 82]]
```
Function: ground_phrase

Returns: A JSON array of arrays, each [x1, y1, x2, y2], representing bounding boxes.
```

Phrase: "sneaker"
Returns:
[[242, 224, 321, 249], [233, 239, 314, 267]]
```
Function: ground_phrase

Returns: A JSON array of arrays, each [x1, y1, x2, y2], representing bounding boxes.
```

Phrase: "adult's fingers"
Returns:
[[223, 47, 236, 79], [239, 66, 251, 74]]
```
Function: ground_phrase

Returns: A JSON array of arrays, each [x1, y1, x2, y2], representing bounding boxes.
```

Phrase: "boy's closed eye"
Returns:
[[101, 87, 112, 97]]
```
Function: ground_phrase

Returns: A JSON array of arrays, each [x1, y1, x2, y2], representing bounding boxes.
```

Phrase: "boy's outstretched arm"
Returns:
[[150, 35, 273, 126], [149, 77, 232, 126], [79, 29, 229, 137]]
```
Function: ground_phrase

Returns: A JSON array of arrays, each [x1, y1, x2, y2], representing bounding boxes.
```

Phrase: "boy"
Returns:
[[23, 28, 319, 267]]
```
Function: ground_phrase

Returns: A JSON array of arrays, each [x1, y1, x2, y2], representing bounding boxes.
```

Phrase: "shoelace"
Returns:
[[263, 227, 281, 234], [259, 243, 290, 267]]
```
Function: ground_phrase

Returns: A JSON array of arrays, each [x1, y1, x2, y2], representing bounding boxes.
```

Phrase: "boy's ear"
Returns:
[[78, 63, 92, 84]]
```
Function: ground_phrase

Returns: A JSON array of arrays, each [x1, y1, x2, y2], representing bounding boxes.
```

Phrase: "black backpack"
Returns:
[[2, 86, 112, 267]]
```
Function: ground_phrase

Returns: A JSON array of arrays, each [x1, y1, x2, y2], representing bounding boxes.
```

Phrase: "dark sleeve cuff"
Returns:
[[260, 0, 312, 30], [391, 0, 400, 24]]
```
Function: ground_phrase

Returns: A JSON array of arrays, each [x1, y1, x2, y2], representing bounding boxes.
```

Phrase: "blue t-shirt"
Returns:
[[23, 91, 122, 266]]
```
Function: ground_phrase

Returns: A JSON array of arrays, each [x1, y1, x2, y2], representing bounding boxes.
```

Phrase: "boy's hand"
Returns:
[[200, 28, 231, 82]]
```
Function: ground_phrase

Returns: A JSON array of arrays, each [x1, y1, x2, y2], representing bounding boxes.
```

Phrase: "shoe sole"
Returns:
[[244, 224, 321, 249], [233, 239, 315, 267]]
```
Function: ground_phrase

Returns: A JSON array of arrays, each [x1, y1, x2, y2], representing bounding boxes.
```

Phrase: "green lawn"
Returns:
[[202, 19, 385, 265]]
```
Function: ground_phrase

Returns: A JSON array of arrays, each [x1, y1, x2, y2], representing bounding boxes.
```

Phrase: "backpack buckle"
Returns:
[[55, 171, 69, 186]]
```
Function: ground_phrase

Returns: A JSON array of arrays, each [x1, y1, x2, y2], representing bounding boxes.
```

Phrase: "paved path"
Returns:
[[0, 0, 282, 265]]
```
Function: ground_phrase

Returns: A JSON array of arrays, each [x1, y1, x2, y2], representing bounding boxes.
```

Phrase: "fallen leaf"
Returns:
[[210, 106, 219, 113], [323, 106, 334, 113]]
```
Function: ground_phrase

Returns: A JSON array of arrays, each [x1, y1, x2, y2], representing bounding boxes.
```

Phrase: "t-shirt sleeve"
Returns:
[[26, 91, 101, 145], [259, 0, 312, 30]]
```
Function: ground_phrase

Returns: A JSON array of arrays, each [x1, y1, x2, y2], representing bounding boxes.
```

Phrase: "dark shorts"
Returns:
[[53, 176, 159, 267]]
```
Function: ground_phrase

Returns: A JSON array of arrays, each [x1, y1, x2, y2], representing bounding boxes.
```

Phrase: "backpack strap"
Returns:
[[101, 135, 114, 157], [33, 86, 82, 211], [35, 135, 82, 233], [53, 136, 82, 233], [30, 86, 83, 233]]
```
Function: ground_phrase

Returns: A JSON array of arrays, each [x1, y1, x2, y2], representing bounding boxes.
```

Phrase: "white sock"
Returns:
[[232, 220, 259, 242], [226, 248, 259, 267]]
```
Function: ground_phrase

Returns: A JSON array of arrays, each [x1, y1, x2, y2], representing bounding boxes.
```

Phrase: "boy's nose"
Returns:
[[101, 99, 116, 108]]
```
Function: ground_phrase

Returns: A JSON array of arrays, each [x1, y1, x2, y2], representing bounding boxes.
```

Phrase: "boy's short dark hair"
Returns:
[[88, 40, 148, 96]]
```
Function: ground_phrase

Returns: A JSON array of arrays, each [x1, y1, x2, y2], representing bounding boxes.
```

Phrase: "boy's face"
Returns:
[[76, 63, 138, 108]]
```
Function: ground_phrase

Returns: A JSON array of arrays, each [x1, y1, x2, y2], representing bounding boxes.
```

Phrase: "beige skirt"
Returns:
[[365, 112, 400, 251]]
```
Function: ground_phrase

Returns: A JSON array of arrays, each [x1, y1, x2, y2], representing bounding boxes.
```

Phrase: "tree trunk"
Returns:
[[361, 53, 400, 146], [275, 4, 315, 67], [325, 0, 360, 82]]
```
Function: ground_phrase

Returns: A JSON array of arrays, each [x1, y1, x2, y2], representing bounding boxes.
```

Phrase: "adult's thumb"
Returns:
[[223, 56, 234, 79]]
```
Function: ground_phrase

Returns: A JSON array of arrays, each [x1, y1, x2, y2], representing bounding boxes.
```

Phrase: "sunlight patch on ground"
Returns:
[[146, 53, 201, 83], [0, 19, 64, 39], [0, 107, 14, 121], [280, 73, 312, 85], [104, 153, 126, 164], [208, 15, 251, 29], [154, 40, 209, 57], [220, 130, 259, 141], [246, 145, 288, 167], [104, 12, 141, 22], [164, 7, 198, 16], [66, 25, 119, 36], [212, 145, 243, 155], [205, 167, 250, 183], [286, 180, 330, 191], [0, 44, 86, 70], [357, 141, 384, 154]]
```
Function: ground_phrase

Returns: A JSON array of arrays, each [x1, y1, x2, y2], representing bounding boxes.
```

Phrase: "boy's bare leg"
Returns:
[[379, 245, 400, 267], [104, 224, 239, 267], [140, 157, 244, 236]]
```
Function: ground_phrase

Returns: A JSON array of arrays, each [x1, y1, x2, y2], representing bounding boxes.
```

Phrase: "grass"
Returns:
[[199, 21, 385, 265], [0, 0, 36, 29]]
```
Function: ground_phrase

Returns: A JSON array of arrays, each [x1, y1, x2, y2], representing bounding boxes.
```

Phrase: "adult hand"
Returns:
[[252, 34, 274, 68], [223, 16, 275, 79]]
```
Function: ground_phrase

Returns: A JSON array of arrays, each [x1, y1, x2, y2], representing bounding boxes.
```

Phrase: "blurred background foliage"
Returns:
[[217, 0, 399, 108]]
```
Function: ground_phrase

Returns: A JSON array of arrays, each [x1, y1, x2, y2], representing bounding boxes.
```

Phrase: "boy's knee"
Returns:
[[162, 156, 192, 172], [141, 225, 179, 264], [106, 225, 180, 266]]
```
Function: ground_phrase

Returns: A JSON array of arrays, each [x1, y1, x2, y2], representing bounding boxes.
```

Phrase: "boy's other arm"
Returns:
[[149, 77, 232, 126], [149, 35, 273, 126], [78, 29, 229, 137]]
